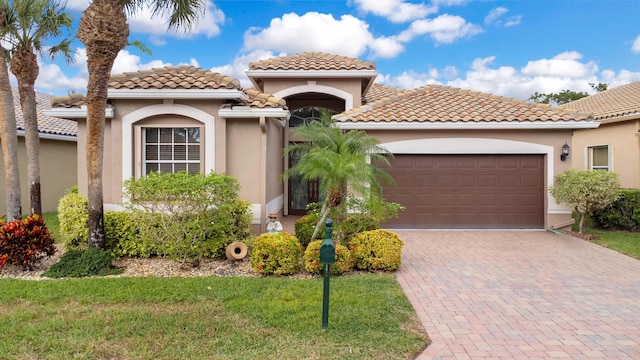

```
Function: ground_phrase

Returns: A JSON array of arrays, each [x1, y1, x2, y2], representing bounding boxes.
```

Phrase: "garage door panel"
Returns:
[[383, 154, 544, 229]]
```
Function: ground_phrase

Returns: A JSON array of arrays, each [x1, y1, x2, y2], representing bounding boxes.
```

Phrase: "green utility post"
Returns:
[[319, 219, 335, 331]]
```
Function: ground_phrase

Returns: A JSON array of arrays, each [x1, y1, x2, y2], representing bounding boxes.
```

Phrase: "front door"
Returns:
[[288, 149, 320, 215]]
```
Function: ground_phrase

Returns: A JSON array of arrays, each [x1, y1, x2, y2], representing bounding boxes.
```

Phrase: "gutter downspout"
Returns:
[[260, 116, 267, 233]]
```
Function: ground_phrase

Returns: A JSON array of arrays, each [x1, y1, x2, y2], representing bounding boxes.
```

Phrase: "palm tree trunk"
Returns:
[[0, 51, 22, 221], [11, 50, 41, 216], [77, 0, 128, 248]]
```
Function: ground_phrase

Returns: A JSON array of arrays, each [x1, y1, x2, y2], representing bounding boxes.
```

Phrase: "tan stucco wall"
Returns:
[[226, 118, 261, 203], [0, 136, 77, 214], [572, 120, 639, 188], [362, 128, 575, 229], [266, 117, 285, 211]]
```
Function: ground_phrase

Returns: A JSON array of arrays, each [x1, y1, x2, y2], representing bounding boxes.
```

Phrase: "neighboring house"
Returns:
[[47, 52, 597, 232], [0, 88, 77, 214], [562, 81, 640, 188]]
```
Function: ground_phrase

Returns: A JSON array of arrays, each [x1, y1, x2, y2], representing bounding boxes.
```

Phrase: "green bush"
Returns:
[[592, 189, 640, 231], [294, 213, 324, 248], [104, 211, 155, 258], [335, 214, 380, 245], [303, 240, 353, 275], [250, 232, 302, 276], [57, 192, 88, 250], [42, 248, 123, 278], [348, 229, 403, 271], [123, 171, 252, 265], [0, 214, 56, 270]]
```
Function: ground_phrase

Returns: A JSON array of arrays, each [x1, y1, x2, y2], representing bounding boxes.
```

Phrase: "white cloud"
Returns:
[[398, 14, 483, 44], [351, 0, 437, 23], [522, 51, 598, 78], [369, 36, 405, 58], [632, 35, 640, 53], [66, 0, 224, 39], [243, 12, 374, 58], [484, 7, 521, 27], [485, 7, 508, 25], [210, 50, 284, 87], [378, 53, 640, 100]]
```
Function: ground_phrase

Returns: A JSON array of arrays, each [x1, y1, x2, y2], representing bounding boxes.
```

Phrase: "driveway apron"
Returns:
[[395, 230, 640, 359]]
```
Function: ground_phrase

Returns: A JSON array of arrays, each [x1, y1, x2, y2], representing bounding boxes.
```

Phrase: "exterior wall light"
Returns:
[[560, 142, 570, 161]]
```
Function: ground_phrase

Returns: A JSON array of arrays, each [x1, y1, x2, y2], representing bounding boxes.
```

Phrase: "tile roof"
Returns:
[[51, 93, 87, 109], [248, 52, 376, 71], [242, 87, 287, 109], [364, 83, 403, 104], [560, 81, 640, 120], [108, 65, 242, 90], [335, 85, 592, 123], [12, 88, 77, 137]]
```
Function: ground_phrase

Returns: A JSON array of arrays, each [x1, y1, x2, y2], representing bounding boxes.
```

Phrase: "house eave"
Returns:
[[17, 130, 77, 142], [335, 120, 600, 130], [219, 106, 290, 119], [43, 107, 114, 119], [596, 112, 640, 125], [107, 88, 246, 100]]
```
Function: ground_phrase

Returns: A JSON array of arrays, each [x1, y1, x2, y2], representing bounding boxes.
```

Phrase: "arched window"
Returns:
[[289, 107, 335, 127]]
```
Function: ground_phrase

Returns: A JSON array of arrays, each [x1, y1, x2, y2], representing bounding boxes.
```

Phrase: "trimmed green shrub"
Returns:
[[104, 211, 155, 258], [348, 229, 403, 271], [303, 240, 353, 275], [592, 189, 640, 231], [57, 191, 88, 250], [295, 213, 324, 248], [42, 248, 123, 278], [250, 232, 302, 276], [0, 214, 56, 270], [335, 214, 380, 245]]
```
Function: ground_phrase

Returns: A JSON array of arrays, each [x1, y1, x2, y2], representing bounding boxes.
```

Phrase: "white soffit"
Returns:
[[44, 107, 114, 119], [219, 107, 290, 119], [336, 120, 600, 130], [108, 88, 245, 100]]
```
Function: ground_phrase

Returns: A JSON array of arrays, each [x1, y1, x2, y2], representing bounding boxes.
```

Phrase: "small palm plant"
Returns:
[[284, 110, 394, 240]]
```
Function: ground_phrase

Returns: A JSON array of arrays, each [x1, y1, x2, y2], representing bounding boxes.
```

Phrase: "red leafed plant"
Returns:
[[0, 214, 56, 271]]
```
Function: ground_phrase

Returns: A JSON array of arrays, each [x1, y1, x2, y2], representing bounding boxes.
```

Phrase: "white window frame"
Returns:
[[141, 127, 202, 175], [586, 144, 611, 171]]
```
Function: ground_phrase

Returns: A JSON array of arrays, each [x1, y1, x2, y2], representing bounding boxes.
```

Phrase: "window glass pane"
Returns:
[[160, 145, 173, 160], [188, 145, 200, 160], [188, 128, 200, 143], [145, 128, 158, 143], [174, 163, 187, 173], [187, 164, 199, 175], [160, 128, 172, 143], [174, 145, 186, 160], [146, 163, 158, 174], [174, 128, 186, 143], [145, 145, 158, 160], [160, 163, 173, 173], [592, 146, 608, 167]]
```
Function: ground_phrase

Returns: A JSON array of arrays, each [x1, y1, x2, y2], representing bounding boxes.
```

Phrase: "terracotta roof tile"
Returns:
[[13, 88, 77, 137], [108, 66, 241, 90], [242, 87, 287, 109], [560, 81, 640, 120], [335, 85, 591, 123], [51, 93, 86, 108], [364, 83, 403, 103], [249, 52, 376, 71]]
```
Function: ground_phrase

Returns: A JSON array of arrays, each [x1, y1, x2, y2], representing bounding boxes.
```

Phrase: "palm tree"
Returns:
[[77, 0, 206, 248], [284, 111, 394, 240], [1, 0, 73, 216], [0, 13, 21, 221]]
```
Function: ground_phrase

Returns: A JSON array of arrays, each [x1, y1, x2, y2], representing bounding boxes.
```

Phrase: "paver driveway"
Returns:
[[395, 230, 640, 359]]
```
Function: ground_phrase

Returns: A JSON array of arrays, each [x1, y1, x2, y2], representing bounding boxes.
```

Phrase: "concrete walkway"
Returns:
[[395, 230, 640, 359]]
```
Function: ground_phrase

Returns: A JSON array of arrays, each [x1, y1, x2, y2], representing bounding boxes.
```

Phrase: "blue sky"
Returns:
[[17, 0, 640, 100]]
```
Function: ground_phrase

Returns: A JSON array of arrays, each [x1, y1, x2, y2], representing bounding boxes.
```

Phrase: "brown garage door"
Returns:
[[381, 154, 544, 229]]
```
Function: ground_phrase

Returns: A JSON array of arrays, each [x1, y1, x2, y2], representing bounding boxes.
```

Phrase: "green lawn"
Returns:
[[42, 211, 60, 240], [587, 229, 640, 259], [0, 274, 428, 360]]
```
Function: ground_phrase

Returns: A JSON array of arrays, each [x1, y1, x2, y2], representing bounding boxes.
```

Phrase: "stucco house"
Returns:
[[47, 52, 598, 232], [0, 88, 77, 214], [562, 81, 640, 188]]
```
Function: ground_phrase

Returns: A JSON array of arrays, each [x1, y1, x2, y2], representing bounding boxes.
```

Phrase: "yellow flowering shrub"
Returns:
[[250, 232, 302, 276], [303, 240, 354, 275], [348, 229, 403, 271]]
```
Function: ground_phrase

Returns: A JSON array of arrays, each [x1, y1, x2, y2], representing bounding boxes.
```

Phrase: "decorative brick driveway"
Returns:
[[395, 230, 640, 359]]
